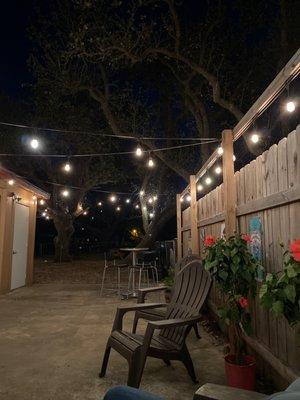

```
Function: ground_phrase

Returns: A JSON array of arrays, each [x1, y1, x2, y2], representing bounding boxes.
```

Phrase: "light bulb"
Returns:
[[32, 195, 37, 201], [63, 162, 72, 172], [148, 197, 153, 204], [135, 146, 143, 157], [30, 138, 39, 149], [186, 195, 191, 202], [233, 155, 236, 162], [251, 134, 259, 144], [62, 190, 69, 197], [8, 179, 15, 186], [180, 197, 184, 203], [116, 206, 121, 212], [153, 195, 158, 201], [197, 184, 203, 192], [217, 146, 223, 156], [149, 212, 154, 218], [215, 166, 222, 175], [110, 194, 116, 203], [125, 198, 130, 204], [46, 215, 50, 220], [42, 211, 47, 217], [286, 101, 295, 113], [135, 204, 140, 209], [142, 206, 147, 211], [147, 157, 155, 168], [139, 190, 144, 196], [97, 202, 102, 206], [83, 211, 88, 215], [205, 177, 212, 185], [39, 199, 45, 205]]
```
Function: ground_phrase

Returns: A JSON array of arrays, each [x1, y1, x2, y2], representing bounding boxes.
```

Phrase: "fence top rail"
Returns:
[[180, 48, 300, 197]]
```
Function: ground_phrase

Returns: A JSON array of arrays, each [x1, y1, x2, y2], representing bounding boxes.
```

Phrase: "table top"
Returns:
[[120, 247, 149, 252]]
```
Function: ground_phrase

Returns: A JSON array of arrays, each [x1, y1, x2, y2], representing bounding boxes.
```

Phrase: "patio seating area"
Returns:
[[0, 264, 226, 400]]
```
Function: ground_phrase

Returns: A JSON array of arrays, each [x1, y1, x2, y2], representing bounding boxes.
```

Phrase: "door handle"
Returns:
[[12, 250, 17, 255]]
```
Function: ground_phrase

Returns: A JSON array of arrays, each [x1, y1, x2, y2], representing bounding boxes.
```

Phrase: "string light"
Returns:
[[186, 195, 191, 202], [217, 146, 224, 156], [148, 197, 153, 204], [39, 199, 45, 205], [153, 195, 158, 201], [125, 198, 130, 204], [147, 157, 155, 168], [135, 146, 143, 157], [97, 202, 102, 206], [83, 211, 88, 215], [61, 189, 69, 197], [251, 133, 259, 143], [63, 162, 72, 172], [215, 166, 222, 175], [110, 194, 117, 203], [149, 212, 154, 218], [135, 204, 140, 209], [8, 179, 14, 185], [197, 184, 203, 192], [286, 101, 296, 113], [46, 215, 50, 220], [116, 206, 121, 212], [32, 195, 37, 201], [205, 177, 212, 185], [30, 138, 39, 149], [42, 211, 47, 217], [142, 206, 147, 211], [139, 190, 144, 196]]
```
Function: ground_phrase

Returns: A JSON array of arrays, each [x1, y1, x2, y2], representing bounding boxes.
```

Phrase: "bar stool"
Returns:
[[100, 252, 128, 298]]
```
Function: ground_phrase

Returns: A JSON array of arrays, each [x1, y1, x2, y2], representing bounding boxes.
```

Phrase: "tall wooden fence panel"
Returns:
[[179, 127, 300, 377]]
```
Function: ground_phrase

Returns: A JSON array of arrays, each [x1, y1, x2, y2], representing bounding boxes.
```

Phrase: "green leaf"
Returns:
[[266, 273, 274, 283], [260, 293, 273, 309], [287, 265, 297, 278], [272, 301, 284, 316], [284, 285, 296, 303], [259, 284, 268, 298], [219, 270, 228, 281]]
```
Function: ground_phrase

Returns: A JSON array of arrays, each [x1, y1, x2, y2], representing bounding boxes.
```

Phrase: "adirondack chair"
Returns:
[[132, 255, 202, 338], [99, 258, 212, 388]]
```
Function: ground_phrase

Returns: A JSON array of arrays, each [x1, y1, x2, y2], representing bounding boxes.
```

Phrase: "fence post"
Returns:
[[222, 129, 237, 236], [190, 175, 200, 254], [176, 194, 182, 261]]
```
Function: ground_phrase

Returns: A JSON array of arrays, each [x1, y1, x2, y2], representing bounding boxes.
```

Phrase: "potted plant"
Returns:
[[162, 267, 175, 303], [260, 239, 300, 337], [203, 234, 260, 390]]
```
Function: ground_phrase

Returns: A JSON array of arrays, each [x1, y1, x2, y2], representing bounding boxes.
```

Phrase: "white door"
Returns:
[[11, 203, 29, 290]]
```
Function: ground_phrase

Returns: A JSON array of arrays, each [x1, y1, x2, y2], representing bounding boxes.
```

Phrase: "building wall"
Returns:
[[0, 182, 37, 293]]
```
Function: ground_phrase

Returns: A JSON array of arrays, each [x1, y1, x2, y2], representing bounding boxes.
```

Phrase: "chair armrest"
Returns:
[[112, 303, 166, 331], [137, 286, 167, 303], [148, 315, 201, 330]]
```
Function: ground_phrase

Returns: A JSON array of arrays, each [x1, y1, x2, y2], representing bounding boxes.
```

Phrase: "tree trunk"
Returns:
[[137, 203, 175, 248], [52, 213, 75, 262]]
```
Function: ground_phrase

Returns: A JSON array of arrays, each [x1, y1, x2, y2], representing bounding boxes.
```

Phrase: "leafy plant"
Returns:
[[163, 268, 175, 291], [259, 240, 300, 326], [203, 234, 261, 365]]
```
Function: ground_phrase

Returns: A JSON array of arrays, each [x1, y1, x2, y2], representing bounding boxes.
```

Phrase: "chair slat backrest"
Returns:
[[159, 256, 211, 347]]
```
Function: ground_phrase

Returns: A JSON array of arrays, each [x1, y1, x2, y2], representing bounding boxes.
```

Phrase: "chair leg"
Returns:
[[193, 323, 201, 339], [127, 354, 146, 388], [99, 345, 111, 378], [138, 268, 142, 290], [181, 345, 199, 384], [132, 313, 139, 333], [117, 267, 121, 299], [100, 266, 107, 297]]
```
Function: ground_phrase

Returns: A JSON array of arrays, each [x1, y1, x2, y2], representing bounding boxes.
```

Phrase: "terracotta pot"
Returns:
[[224, 354, 256, 390]]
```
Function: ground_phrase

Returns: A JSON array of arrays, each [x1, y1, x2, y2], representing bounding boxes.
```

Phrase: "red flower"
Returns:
[[290, 239, 300, 262], [239, 297, 248, 308], [242, 234, 251, 243], [204, 235, 215, 247]]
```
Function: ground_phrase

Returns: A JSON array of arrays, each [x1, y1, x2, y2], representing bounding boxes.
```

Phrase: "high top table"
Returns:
[[120, 247, 148, 298]]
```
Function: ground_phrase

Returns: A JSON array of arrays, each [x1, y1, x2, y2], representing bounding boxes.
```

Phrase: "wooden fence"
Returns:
[[177, 126, 300, 382]]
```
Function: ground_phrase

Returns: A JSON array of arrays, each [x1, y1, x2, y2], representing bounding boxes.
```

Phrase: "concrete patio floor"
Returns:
[[0, 283, 226, 400]]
